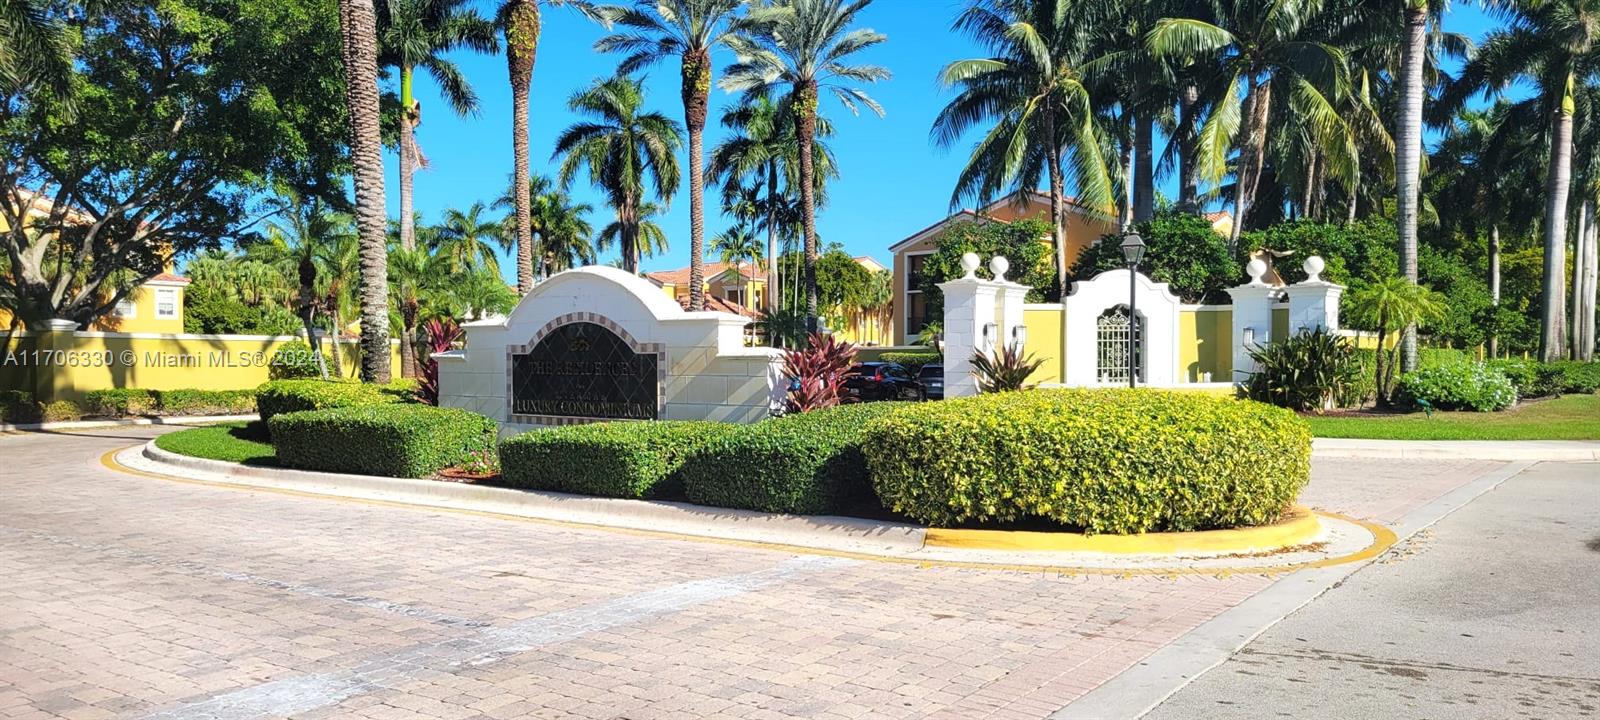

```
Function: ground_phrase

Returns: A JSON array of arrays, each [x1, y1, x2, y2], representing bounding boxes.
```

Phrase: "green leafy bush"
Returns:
[[255, 379, 408, 424], [1244, 329, 1362, 411], [0, 390, 41, 424], [1543, 361, 1600, 394], [1073, 212, 1240, 303], [682, 402, 908, 515], [40, 400, 83, 422], [863, 389, 1311, 534], [500, 421, 736, 499], [971, 343, 1044, 392], [83, 388, 257, 417], [1396, 364, 1517, 412], [878, 351, 942, 372], [268, 340, 325, 380], [270, 404, 496, 478], [1486, 358, 1545, 397]]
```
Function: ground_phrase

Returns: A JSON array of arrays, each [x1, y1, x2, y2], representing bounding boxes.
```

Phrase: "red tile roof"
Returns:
[[148, 272, 191, 284], [678, 294, 757, 318], [646, 261, 766, 286]]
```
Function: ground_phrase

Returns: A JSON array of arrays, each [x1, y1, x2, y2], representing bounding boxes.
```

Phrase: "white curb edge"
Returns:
[[1312, 438, 1600, 461], [2, 414, 259, 433]]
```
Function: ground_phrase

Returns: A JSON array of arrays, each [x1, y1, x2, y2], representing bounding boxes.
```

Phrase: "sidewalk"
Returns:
[[1313, 437, 1600, 461]]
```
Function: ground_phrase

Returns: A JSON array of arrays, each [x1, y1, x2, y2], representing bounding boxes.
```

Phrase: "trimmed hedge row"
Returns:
[[878, 351, 942, 372], [84, 388, 256, 417], [255, 379, 412, 424], [500, 421, 735, 499], [680, 402, 908, 515], [270, 404, 496, 478], [862, 389, 1311, 534], [0, 391, 83, 424], [1486, 359, 1600, 398]]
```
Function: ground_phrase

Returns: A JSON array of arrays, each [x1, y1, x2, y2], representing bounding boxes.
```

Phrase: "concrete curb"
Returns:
[[131, 442, 928, 557], [1, 414, 258, 433], [1313, 438, 1600, 461], [1051, 460, 1537, 719]]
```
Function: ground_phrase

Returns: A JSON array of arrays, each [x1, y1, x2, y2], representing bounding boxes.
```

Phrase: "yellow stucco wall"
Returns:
[[1178, 308, 1232, 383], [0, 282, 186, 333], [2, 331, 403, 403], [1022, 306, 1063, 384]]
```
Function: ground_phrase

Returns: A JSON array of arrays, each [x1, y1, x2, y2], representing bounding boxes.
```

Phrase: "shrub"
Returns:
[[417, 318, 462, 406], [682, 402, 907, 515], [0, 390, 42, 424], [268, 340, 325, 380], [254, 379, 408, 424], [40, 400, 83, 422], [1544, 361, 1600, 394], [783, 333, 858, 413], [1245, 329, 1362, 411], [84, 388, 158, 416], [879, 351, 941, 372], [971, 343, 1044, 392], [82, 388, 257, 417], [500, 421, 736, 499], [270, 404, 496, 478], [1486, 358, 1545, 397], [863, 389, 1311, 534], [1396, 363, 1517, 412]]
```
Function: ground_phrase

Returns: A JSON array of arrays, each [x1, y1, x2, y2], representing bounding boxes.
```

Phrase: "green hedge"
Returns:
[[84, 388, 255, 417], [863, 389, 1311, 534], [878, 351, 942, 372], [255, 379, 410, 424], [681, 402, 908, 515], [1397, 364, 1517, 412], [0, 390, 41, 424], [500, 421, 736, 499], [269, 404, 496, 478]]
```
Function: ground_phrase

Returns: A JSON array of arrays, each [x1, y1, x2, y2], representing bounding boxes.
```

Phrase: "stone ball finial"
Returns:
[[989, 255, 1010, 281], [1303, 255, 1326, 283], [960, 252, 981, 278], [1246, 258, 1268, 284]]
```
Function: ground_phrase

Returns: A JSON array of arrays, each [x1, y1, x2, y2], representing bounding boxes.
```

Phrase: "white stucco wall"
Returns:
[[1061, 269, 1182, 386], [438, 266, 783, 435]]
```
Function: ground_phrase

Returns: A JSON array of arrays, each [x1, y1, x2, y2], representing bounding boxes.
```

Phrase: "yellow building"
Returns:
[[645, 257, 893, 345], [887, 189, 1232, 345]]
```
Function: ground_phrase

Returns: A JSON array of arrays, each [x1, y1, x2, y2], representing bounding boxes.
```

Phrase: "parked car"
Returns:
[[842, 362, 924, 402], [917, 363, 944, 400]]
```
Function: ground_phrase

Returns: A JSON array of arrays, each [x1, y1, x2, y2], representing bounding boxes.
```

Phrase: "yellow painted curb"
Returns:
[[925, 505, 1322, 555], [102, 447, 1395, 576]]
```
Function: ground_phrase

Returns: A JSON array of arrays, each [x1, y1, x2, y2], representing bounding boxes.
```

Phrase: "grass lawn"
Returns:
[[153, 422, 277, 464], [1306, 394, 1600, 441]]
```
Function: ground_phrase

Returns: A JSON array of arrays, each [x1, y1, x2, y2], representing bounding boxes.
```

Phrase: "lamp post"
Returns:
[[1119, 231, 1146, 388]]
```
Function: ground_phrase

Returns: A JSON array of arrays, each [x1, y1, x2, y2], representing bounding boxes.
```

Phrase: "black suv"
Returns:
[[917, 363, 944, 400], [842, 362, 924, 402]]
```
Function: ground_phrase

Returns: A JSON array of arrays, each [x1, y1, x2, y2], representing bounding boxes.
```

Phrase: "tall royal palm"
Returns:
[[1393, 0, 1429, 372], [498, 0, 601, 294], [596, 0, 745, 311], [377, 0, 498, 252], [708, 95, 838, 316], [1148, 0, 1350, 248], [554, 75, 682, 273], [434, 202, 510, 274], [1457, 0, 1599, 361], [933, 0, 1116, 297], [339, 0, 393, 382], [724, 0, 890, 331]]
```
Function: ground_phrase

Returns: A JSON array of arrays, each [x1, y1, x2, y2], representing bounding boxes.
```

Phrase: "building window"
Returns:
[[155, 288, 178, 319], [113, 297, 136, 318], [904, 253, 931, 339], [724, 288, 744, 306], [907, 254, 928, 289], [1096, 305, 1145, 383]]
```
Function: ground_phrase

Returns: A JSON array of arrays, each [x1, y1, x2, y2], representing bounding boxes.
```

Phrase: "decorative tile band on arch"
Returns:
[[503, 311, 667, 427]]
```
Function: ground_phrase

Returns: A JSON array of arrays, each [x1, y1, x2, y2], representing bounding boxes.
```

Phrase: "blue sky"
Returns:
[[388, 1, 1508, 281]]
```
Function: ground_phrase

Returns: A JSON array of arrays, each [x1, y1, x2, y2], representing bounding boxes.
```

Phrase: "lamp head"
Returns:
[[1120, 231, 1146, 266]]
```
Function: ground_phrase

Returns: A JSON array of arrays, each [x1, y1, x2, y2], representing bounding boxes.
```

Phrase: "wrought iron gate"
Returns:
[[1096, 306, 1144, 384]]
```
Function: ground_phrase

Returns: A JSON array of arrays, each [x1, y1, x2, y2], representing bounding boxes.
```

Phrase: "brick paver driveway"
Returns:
[[0, 428, 1502, 720]]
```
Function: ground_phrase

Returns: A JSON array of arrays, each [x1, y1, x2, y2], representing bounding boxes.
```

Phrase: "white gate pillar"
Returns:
[[1284, 256, 1344, 333], [939, 253, 1002, 398], [1225, 258, 1281, 382]]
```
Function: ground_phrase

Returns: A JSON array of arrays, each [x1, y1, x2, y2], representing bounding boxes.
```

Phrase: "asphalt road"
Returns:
[[1145, 460, 1600, 720]]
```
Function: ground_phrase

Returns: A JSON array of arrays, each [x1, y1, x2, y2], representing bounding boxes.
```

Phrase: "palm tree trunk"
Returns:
[[1346, 174, 1360, 224], [1178, 83, 1199, 211], [399, 66, 418, 252], [1488, 224, 1501, 357], [400, 323, 418, 378], [506, 0, 540, 295], [1043, 107, 1067, 298], [765, 162, 779, 318], [1395, 3, 1426, 373], [1232, 78, 1272, 250], [1118, 124, 1134, 232], [684, 50, 710, 312], [298, 256, 329, 380], [1540, 92, 1574, 362], [339, 0, 392, 383], [1133, 113, 1154, 224], [795, 81, 820, 333], [1576, 196, 1597, 361]]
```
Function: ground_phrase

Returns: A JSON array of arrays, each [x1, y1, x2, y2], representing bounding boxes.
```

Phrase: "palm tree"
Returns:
[[314, 227, 364, 376], [1393, 0, 1429, 372], [723, 0, 890, 331], [932, 0, 1116, 298], [0, 0, 73, 101], [712, 225, 764, 337], [497, 0, 602, 294], [387, 244, 447, 377], [595, 0, 745, 312], [496, 174, 599, 277], [597, 201, 670, 267], [260, 195, 358, 379], [553, 75, 682, 273], [708, 94, 839, 316], [1148, 0, 1352, 248], [338, 0, 394, 382], [376, 0, 498, 252], [433, 202, 509, 274], [1346, 274, 1446, 406], [1454, 0, 1599, 361]]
